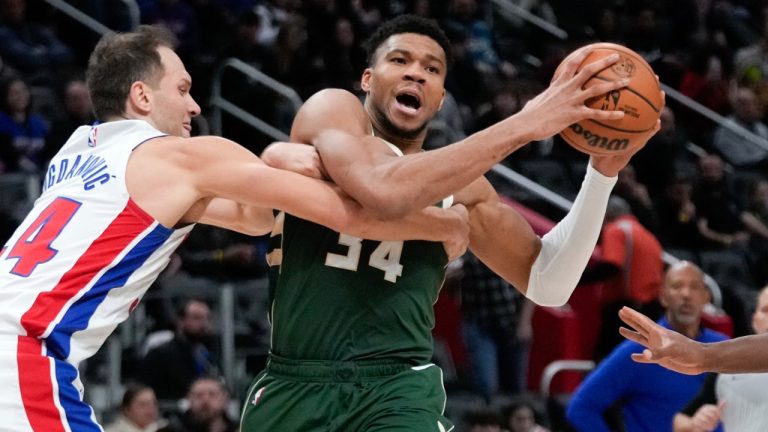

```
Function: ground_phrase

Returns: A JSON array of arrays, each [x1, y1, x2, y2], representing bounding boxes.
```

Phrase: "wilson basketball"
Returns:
[[556, 43, 663, 156]]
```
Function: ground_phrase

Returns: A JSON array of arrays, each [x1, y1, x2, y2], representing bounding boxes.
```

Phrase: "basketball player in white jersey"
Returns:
[[0, 25, 471, 431]]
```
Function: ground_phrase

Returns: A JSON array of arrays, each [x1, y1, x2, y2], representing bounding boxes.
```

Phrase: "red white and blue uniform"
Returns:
[[0, 120, 193, 431]]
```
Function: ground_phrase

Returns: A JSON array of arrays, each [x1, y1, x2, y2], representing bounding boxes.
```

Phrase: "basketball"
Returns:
[[555, 43, 663, 156]]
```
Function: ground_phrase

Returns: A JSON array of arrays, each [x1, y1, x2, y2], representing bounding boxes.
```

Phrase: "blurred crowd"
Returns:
[[3, 0, 768, 430]]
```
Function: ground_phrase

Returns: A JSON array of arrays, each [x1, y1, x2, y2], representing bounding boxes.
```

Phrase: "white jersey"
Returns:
[[0, 120, 192, 365], [716, 373, 768, 431]]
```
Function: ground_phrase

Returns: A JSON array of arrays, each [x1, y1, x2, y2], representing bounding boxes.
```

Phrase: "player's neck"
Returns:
[[371, 126, 424, 155]]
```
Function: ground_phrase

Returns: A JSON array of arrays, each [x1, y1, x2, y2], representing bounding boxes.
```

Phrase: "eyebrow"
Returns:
[[179, 77, 192, 87], [389, 49, 445, 67]]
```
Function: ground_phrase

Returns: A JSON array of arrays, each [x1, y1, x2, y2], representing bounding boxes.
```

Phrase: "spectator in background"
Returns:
[[631, 107, 693, 199], [712, 86, 768, 169], [582, 195, 664, 360], [105, 384, 166, 432], [253, 0, 295, 48], [460, 251, 535, 402], [262, 14, 322, 99], [443, 0, 517, 80], [0, 77, 48, 173], [0, 0, 74, 83], [741, 178, 768, 285], [567, 261, 728, 432], [139, 0, 201, 62], [678, 45, 734, 116], [613, 164, 659, 233], [322, 17, 367, 92], [657, 173, 703, 251], [673, 286, 768, 432], [734, 6, 768, 86], [462, 407, 504, 432], [167, 377, 236, 432], [139, 299, 218, 401], [503, 398, 551, 432], [219, 10, 269, 70], [45, 78, 95, 164], [693, 154, 750, 250]]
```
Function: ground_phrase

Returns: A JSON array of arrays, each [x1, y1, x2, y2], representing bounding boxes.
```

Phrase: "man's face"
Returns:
[[661, 263, 710, 327], [180, 301, 211, 341], [362, 33, 446, 137], [65, 81, 92, 119], [147, 47, 200, 138], [188, 379, 227, 421], [752, 289, 768, 334], [125, 389, 158, 428]]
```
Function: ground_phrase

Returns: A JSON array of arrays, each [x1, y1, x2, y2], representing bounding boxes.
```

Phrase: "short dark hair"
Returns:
[[86, 25, 177, 121], [363, 15, 453, 68], [120, 383, 153, 411]]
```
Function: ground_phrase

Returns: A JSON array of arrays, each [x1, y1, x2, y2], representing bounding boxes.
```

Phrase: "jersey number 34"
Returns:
[[325, 234, 403, 283]]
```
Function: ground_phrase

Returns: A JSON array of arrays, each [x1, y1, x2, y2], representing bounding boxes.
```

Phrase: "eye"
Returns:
[[426, 66, 440, 74], [391, 57, 406, 64]]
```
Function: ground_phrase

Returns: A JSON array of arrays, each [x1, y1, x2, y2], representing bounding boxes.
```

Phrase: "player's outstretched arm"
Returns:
[[154, 137, 469, 250], [196, 198, 276, 236], [292, 49, 629, 219], [619, 306, 768, 374], [461, 162, 615, 307]]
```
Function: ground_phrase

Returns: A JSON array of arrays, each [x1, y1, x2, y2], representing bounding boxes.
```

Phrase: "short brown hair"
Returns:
[[86, 25, 177, 121]]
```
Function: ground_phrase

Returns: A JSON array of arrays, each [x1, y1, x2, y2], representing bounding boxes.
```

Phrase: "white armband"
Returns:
[[526, 163, 617, 306]]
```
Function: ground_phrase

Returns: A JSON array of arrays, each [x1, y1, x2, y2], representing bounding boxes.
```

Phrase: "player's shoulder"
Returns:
[[302, 88, 366, 118], [308, 88, 362, 106]]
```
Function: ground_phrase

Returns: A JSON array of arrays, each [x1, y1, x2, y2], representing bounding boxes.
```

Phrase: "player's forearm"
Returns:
[[526, 164, 616, 306], [346, 205, 463, 242], [315, 121, 530, 219], [702, 334, 768, 373], [261, 142, 327, 180]]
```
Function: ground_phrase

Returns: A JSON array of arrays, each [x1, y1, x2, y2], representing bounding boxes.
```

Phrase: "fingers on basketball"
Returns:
[[555, 43, 664, 157]]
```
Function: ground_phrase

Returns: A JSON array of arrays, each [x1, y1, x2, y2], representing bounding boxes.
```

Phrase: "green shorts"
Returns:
[[240, 354, 454, 432]]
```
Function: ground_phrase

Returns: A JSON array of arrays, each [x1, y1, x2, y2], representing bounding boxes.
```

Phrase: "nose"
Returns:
[[189, 96, 201, 118], [403, 64, 426, 85]]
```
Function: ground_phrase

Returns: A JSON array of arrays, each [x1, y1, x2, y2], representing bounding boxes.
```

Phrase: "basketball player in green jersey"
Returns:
[[241, 15, 663, 432]]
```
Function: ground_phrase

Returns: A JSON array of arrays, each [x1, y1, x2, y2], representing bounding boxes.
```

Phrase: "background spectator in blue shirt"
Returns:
[[566, 261, 728, 432]]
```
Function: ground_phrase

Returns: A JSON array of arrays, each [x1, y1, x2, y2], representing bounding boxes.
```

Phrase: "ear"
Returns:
[[361, 68, 373, 93], [127, 81, 152, 115]]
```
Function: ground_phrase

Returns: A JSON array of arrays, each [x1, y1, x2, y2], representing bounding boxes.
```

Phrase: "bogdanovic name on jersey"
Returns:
[[43, 154, 113, 192]]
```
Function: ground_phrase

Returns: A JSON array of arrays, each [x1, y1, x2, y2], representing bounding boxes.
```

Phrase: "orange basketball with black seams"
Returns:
[[556, 43, 663, 156]]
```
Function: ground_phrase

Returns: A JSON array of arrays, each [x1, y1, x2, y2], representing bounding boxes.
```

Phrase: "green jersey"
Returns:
[[266, 199, 450, 364]]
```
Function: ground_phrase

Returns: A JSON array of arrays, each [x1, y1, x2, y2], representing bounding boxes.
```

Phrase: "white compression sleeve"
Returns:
[[526, 163, 617, 306]]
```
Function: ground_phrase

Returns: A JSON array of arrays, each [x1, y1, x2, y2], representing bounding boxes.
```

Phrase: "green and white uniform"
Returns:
[[241, 145, 455, 432]]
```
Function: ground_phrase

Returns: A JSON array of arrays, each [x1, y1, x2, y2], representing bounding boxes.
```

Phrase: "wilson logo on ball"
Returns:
[[569, 123, 630, 151]]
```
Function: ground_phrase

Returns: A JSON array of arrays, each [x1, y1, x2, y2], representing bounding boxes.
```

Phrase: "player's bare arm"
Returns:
[[196, 198, 275, 236], [127, 135, 468, 250], [619, 306, 768, 374], [289, 49, 631, 220], [454, 177, 541, 292], [454, 159, 618, 307]]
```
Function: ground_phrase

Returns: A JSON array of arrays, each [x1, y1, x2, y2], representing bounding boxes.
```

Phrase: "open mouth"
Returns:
[[395, 92, 422, 113]]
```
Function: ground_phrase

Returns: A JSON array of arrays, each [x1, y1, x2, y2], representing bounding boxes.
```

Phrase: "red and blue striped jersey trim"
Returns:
[[20, 199, 170, 356]]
